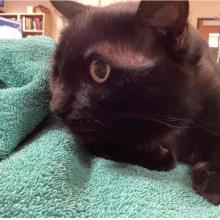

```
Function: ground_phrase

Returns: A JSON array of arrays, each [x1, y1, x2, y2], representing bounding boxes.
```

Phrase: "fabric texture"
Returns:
[[0, 36, 55, 158], [0, 36, 220, 217]]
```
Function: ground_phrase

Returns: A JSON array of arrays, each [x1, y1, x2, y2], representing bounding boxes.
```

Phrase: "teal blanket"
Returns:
[[0, 36, 220, 217], [0, 36, 54, 158]]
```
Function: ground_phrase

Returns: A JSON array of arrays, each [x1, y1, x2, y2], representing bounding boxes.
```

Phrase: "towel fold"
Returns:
[[0, 36, 55, 158]]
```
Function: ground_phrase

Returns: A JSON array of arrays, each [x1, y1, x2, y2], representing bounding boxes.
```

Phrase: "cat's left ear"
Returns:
[[135, 1, 189, 39], [50, 0, 93, 20]]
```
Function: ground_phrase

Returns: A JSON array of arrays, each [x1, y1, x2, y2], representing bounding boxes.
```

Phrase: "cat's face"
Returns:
[[50, 1, 192, 138]]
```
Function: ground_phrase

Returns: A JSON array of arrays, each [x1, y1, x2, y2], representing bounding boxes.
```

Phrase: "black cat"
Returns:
[[50, 0, 220, 205]]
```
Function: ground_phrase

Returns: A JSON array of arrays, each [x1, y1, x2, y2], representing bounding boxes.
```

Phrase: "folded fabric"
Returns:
[[0, 36, 55, 158]]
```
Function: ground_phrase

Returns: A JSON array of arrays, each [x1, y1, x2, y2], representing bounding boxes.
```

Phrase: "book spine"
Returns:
[[22, 17, 25, 31], [32, 19, 36, 30], [28, 18, 31, 30], [25, 17, 28, 30], [35, 17, 41, 30], [40, 18, 43, 30]]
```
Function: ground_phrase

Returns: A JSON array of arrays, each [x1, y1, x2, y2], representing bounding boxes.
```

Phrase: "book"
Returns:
[[22, 16, 25, 31], [34, 17, 41, 30], [22, 17, 42, 31]]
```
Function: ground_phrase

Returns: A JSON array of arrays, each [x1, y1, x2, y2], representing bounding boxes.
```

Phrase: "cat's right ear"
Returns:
[[50, 0, 91, 20]]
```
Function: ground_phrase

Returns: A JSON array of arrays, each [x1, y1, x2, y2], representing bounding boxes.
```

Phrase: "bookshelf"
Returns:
[[0, 13, 45, 37]]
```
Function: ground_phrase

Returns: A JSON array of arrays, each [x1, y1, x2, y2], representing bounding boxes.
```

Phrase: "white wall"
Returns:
[[189, 1, 220, 27]]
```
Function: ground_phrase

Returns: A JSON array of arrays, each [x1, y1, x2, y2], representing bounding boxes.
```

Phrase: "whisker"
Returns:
[[132, 113, 189, 122], [118, 113, 220, 139], [93, 119, 112, 130], [196, 125, 220, 139], [92, 119, 112, 142], [91, 108, 220, 138], [115, 112, 190, 129], [127, 115, 187, 129], [143, 116, 187, 128]]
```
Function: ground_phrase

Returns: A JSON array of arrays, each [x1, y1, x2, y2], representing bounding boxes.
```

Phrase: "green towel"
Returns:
[[0, 36, 220, 217], [0, 36, 55, 158]]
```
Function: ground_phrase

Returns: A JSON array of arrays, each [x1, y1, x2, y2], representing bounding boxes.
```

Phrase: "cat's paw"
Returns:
[[154, 146, 177, 171], [192, 162, 220, 205], [143, 145, 177, 171]]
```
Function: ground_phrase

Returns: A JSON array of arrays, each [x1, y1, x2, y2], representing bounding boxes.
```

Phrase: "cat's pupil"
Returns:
[[94, 60, 108, 79]]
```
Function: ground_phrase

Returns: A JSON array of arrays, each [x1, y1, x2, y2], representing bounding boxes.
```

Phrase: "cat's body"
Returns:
[[50, 0, 220, 205]]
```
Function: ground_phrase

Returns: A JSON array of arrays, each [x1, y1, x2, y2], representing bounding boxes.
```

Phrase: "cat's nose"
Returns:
[[50, 97, 58, 113], [51, 106, 64, 117], [51, 106, 68, 119]]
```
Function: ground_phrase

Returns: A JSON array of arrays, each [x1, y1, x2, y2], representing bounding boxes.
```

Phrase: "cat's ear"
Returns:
[[135, 1, 189, 38], [50, 0, 92, 20]]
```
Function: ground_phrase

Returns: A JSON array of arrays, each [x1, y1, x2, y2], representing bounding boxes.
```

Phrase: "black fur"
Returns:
[[50, 0, 220, 205]]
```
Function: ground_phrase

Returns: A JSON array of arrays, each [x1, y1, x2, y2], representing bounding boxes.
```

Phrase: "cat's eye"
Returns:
[[90, 60, 111, 83]]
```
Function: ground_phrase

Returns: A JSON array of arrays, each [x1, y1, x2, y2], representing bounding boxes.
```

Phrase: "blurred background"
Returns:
[[1, 0, 220, 61]]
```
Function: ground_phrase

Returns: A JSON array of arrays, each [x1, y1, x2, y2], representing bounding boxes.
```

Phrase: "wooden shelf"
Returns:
[[0, 13, 18, 16], [20, 13, 45, 16], [23, 30, 43, 33]]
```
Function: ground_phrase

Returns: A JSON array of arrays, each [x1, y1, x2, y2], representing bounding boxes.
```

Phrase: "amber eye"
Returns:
[[90, 60, 111, 83]]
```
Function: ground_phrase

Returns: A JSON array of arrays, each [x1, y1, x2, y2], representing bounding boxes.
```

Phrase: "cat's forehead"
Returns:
[[85, 41, 156, 70], [67, 2, 159, 69]]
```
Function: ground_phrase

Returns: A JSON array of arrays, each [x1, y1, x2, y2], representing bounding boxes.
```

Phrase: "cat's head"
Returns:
[[50, 0, 194, 137]]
